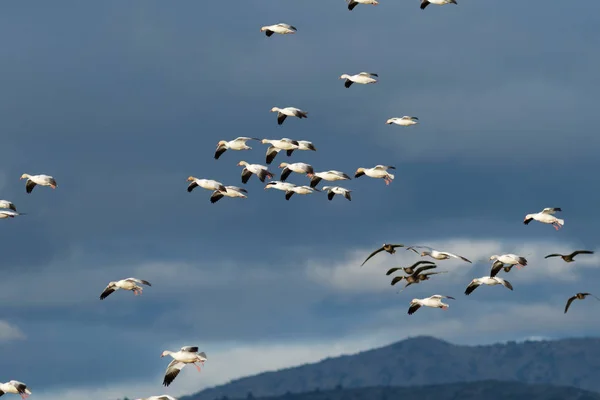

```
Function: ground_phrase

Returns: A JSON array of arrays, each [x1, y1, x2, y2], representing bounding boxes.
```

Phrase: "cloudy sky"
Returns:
[[1, 0, 600, 399]]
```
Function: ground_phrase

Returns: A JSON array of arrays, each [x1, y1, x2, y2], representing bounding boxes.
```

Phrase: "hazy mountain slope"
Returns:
[[183, 336, 600, 400], [222, 381, 600, 400]]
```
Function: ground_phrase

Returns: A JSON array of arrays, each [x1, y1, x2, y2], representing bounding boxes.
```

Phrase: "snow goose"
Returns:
[[0, 210, 25, 219], [187, 177, 227, 193], [354, 165, 395, 185], [134, 396, 177, 400], [237, 161, 275, 183], [260, 23, 297, 37], [339, 72, 378, 88], [408, 246, 472, 263], [284, 139, 317, 156], [361, 243, 405, 266], [489, 254, 527, 277], [523, 207, 564, 230], [465, 276, 513, 295], [270, 107, 307, 125], [421, 0, 457, 9], [211, 186, 248, 204], [0, 200, 17, 212], [392, 271, 448, 292], [20, 173, 57, 193], [386, 116, 419, 126], [262, 139, 300, 164], [279, 162, 314, 181], [0, 381, 31, 399], [408, 295, 455, 315], [285, 185, 319, 201], [386, 261, 436, 276], [100, 278, 151, 300], [214, 137, 260, 160], [347, 0, 378, 11], [264, 181, 296, 192], [161, 346, 207, 387], [307, 170, 351, 188], [545, 250, 594, 263], [564, 292, 600, 314], [322, 186, 352, 201]]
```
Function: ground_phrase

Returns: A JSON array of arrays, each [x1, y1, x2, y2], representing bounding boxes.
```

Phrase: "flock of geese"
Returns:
[[0, 1, 594, 400], [359, 207, 598, 315]]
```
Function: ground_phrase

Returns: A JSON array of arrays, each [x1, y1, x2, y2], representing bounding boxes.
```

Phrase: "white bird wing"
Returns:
[[541, 207, 561, 214], [163, 360, 186, 386]]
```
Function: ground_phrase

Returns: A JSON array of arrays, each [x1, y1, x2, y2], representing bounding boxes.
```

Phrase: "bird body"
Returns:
[[260, 23, 297, 37], [100, 278, 151, 300], [263, 139, 300, 164], [285, 185, 318, 200], [421, 0, 457, 9], [308, 170, 351, 188], [215, 137, 260, 159], [0, 381, 31, 399], [279, 162, 314, 181], [347, 0, 378, 11], [20, 173, 57, 193], [339, 72, 378, 88], [523, 207, 564, 230], [354, 165, 395, 185], [322, 186, 352, 201], [210, 186, 248, 204], [465, 276, 513, 295], [0, 210, 24, 219], [237, 161, 274, 183], [386, 116, 419, 126], [270, 107, 307, 125], [264, 181, 296, 192], [0, 200, 17, 212], [408, 295, 455, 315], [187, 177, 227, 193]]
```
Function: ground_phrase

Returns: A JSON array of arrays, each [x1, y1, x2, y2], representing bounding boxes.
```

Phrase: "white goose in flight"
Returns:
[[100, 278, 152, 300], [0, 210, 25, 219], [465, 276, 513, 295], [237, 161, 275, 183], [322, 186, 352, 201], [347, 0, 378, 11], [408, 246, 472, 263], [0, 380, 31, 399], [260, 23, 297, 37], [264, 181, 296, 193], [408, 295, 455, 315], [20, 173, 57, 193], [161, 346, 207, 387], [386, 116, 419, 126], [270, 107, 308, 125], [523, 207, 564, 230], [0, 200, 17, 211], [134, 396, 177, 400], [489, 254, 528, 277], [285, 186, 319, 201], [214, 137, 260, 160], [339, 72, 378, 88], [187, 177, 227, 193], [279, 162, 314, 181], [354, 165, 395, 185], [210, 186, 248, 204], [420, 0, 457, 10], [262, 138, 300, 165], [307, 170, 351, 188]]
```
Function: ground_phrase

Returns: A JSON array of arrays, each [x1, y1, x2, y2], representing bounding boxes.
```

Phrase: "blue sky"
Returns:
[[1, 1, 600, 399]]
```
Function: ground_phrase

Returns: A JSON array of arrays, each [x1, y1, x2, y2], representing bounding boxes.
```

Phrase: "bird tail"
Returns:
[[556, 218, 564, 226], [387, 173, 395, 180]]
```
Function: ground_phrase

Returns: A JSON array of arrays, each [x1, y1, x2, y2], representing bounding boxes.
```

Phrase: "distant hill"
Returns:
[[220, 381, 600, 400], [182, 336, 600, 400]]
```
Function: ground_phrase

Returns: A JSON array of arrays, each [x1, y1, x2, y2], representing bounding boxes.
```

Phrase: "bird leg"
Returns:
[[194, 363, 202, 372], [515, 264, 524, 269], [20, 394, 29, 400], [441, 306, 448, 310]]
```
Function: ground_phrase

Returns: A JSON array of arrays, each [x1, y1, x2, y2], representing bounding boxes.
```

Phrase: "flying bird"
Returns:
[[100, 278, 152, 300], [0, 380, 32, 399], [161, 346, 207, 387], [260, 23, 297, 37], [286, 140, 317, 156], [420, 0, 457, 10], [386, 260, 436, 276], [339, 72, 378, 88], [134, 396, 178, 400], [489, 254, 528, 277], [321, 186, 352, 201], [523, 207, 564, 230], [307, 170, 351, 188], [214, 137, 260, 160], [279, 162, 314, 181], [210, 186, 248, 204], [408, 246, 472, 263], [354, 165, 395, 185], [270, 107, 307, 125], [264, 181, 296, 193], [262, 139, 300, 164], [0, 200, 17, 212], [564, 293, 600, 314], [408, 295, 455, 315], [285, 185, 319, 201], [465, 276, 513, 296], [392, 271, 448, 291], [361, 243, 405, 266], [0, 210, 25, 219], [346, 0, 378, 11], [20, 173, 57, 193], [187, 177, 227, 193], [237, 161, 275, 183], [545, 250, 594, 263], [386, 116, 419, 126]]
